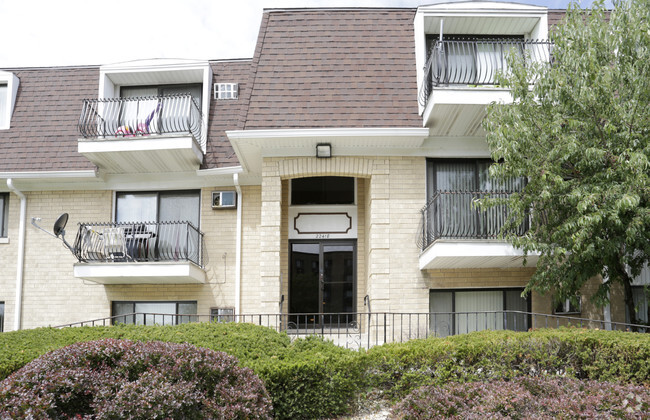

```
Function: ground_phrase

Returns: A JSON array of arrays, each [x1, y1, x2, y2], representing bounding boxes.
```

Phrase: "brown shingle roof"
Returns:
[[0, 67, 99, 172], [243, 9, 422, 129], [1, 7, 568, 173], [203, 60, 251, 169]]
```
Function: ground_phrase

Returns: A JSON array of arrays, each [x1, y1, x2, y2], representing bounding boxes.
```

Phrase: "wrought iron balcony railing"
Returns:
[[78, 94, 203, 148], [419, 190, 528, 251], [72, 221, 204, 268], [418, 39, 552, 107]]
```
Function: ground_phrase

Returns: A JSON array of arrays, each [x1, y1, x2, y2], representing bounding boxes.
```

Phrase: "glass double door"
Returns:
[[289, 241, 356, 327]]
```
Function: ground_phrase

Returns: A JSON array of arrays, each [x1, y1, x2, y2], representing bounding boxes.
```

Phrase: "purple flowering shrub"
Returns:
[[391, 377, 649, 419], [0, 339, 272, 419]]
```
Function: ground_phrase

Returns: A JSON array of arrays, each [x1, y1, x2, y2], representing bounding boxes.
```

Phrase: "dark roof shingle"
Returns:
[[0, 67, 99, 172], [203, 60, 251, 169], [243, 9, 422, 129]]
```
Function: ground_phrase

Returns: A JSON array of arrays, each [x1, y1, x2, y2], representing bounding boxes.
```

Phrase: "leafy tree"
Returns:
[[482, 0, 650, 325]]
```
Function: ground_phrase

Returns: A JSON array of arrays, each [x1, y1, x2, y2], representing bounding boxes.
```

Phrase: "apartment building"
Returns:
[[1, 2, 647, 336]]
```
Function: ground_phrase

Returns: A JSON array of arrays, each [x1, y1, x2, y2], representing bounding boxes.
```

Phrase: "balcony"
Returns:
[[419, 39, 552, 135], [72, 221, 206, 284], [418, 190, 536, 269], [77, 94, 204, 173]]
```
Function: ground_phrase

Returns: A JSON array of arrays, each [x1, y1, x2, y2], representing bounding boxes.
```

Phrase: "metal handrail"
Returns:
[[53, 311, 648, 349], [418, 190, 528, 250], [419, 39, 553, 107], [78, 94, 203, 148], [72, 221, 204, 268]]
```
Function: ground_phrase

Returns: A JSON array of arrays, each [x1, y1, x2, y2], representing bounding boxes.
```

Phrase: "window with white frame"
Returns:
[[112, 301, 197, 325], [114, 190, 202, 264], [0, 71, 19, 130], [0, 84, 7, 128], [0, 193, 8, 238], [0, 301, 4, 332], [116, 190, 200, 226], [214, 83, 238, 100], [210, 307, 235, 323], [554, 296, 581, 315], [429, 288, 530, 337], [631, 263, 650, 324]]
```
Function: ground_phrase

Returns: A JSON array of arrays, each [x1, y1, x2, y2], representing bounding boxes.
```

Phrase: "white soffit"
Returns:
[[0, 169, 246, 191], [227, 128, 430, 173], [418, 2, 546, 35], [101, 58, 209, 86], [419, 240, 540, 270], [73, 262, 206, 284]]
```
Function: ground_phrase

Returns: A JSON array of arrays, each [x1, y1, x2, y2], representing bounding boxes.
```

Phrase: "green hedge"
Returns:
[[0, 323, 360, 419], [363, 328, 650, 399], [1, 325, 649, 419], [250, 336, 364, 419], [0, 322, 291, 381]]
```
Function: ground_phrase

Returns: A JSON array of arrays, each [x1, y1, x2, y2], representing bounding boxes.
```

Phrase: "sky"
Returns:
[[0, 0, 613, 68]]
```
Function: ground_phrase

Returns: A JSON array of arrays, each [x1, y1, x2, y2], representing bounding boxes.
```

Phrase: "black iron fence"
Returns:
[[73, 221, 204, 267], [55, 311, 647, 349], [78, 94, 203, 147], [419, 39, 552, 107], [419, 191, 528, 250]]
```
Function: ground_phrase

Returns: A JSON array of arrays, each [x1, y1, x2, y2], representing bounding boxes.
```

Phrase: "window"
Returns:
[[121, 84, 202, 109], [632, 287, 649, 324], [114, 190, 201, 264], [426, 159, 525, 194], [425, 159, 527, 240], [210, 307, 235, 323], [214, 83, 238, 100], [116, 190, 200, 226], [0, 193, 8, 238], [113, 84, 203, 137], [0, 84, 7, 128], [426, 35, 525, 85], [0, 71, 19, 130], [554, 296, 581, 315], [630, 263, 650, 324], [429, 288, 530, 337], [112, 301, 197, 325], [0, 301, 4, 332], [291, 177, 355, 205]]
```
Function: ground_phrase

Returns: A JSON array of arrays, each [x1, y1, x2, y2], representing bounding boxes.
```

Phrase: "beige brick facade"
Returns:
[[0, 192, 20, 330], [0, 161, 626, 333], [2, 190, 112, 330], [0, 186, 260, 330], [261, 156, 431, 318]]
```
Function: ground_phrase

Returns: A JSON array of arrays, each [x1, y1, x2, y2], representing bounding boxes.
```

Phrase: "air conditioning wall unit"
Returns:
[[212, 191, 237, 209]]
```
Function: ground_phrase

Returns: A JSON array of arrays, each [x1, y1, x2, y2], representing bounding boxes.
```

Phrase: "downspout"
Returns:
[[233, 174, 243, 316], [6, 179, 26, 331]]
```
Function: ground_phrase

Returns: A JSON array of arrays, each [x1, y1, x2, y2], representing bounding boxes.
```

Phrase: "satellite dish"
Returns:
[[53, 213, 69, 237], [31, 213, 76, 259]]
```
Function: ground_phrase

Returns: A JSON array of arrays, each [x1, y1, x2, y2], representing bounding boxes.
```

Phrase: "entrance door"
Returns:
[[289, 241, 356, 327]]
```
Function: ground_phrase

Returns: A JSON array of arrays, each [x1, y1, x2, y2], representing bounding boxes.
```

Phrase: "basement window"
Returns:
[[210, 307, 235, 323], [112, 301, 197, 325], [554, 296, 581, 315]]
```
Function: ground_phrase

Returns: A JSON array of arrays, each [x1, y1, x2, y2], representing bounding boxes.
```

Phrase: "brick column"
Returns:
[[366, 159, 391, 313], [259, 160, 282, 317]]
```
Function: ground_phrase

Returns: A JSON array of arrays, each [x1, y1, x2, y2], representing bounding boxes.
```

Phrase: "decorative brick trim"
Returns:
[[277, 157, 373, 179]]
